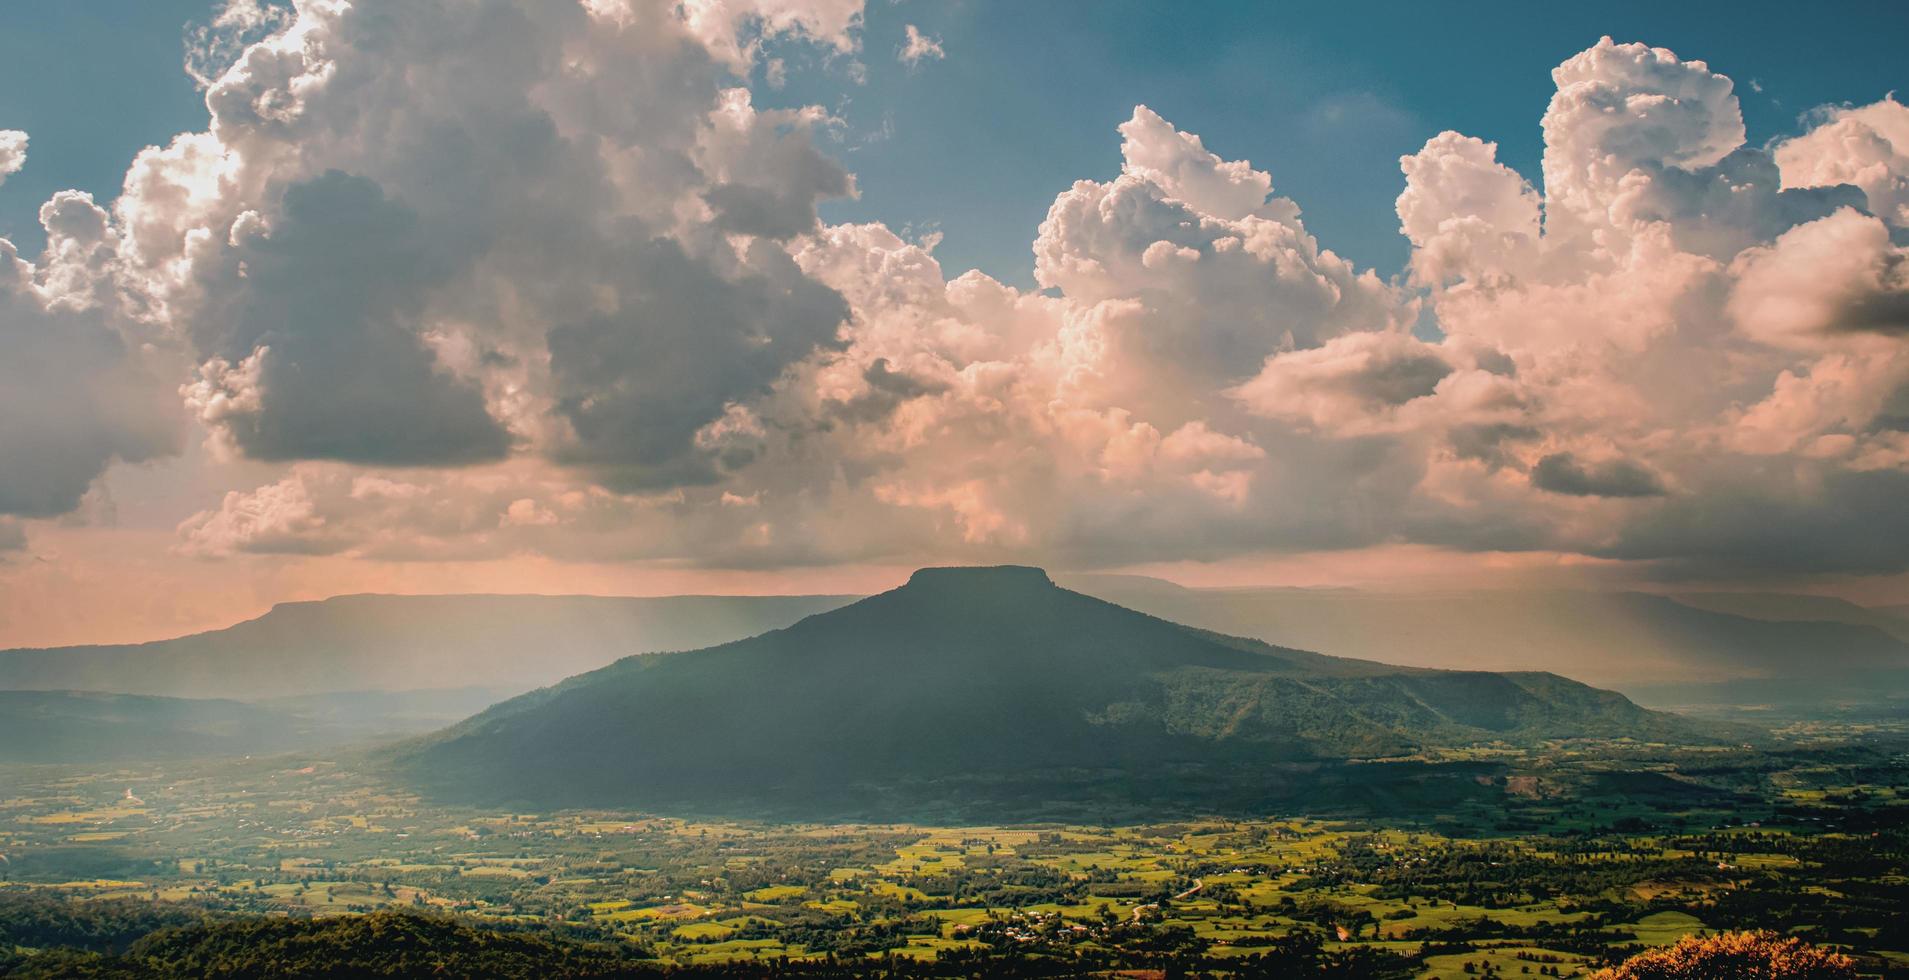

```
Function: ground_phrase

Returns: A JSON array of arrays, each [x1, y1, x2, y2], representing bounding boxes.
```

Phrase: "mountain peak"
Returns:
[[405, 566, 1729, 813], [901, 565, 1055, 591]]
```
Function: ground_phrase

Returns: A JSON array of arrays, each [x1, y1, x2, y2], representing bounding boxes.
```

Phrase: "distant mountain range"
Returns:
[[0, 688, 531, 764], [398, 567, 1728, 811], [0, 594, 853, 700], [0, 691, 331, 764], [1058, 575, 1909, 710], [3, 577, 1902, 763]]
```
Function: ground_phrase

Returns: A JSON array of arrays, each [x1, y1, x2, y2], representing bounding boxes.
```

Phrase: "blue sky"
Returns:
[[792, 1, 1909, 285], [5, 2, 1906, 285], [0, 1, 210, 250]]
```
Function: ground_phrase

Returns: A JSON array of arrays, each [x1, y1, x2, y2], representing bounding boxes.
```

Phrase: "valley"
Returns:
[[2, 723, 1905, 976], [2, 570, 1905, 976]]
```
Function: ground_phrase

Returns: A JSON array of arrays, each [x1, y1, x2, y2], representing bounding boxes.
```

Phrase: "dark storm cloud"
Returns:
[[1530, 453, 1667, 498], [546, 235, 849, 488], [0, 204, 182, 519], [192, 172, 510, 466], [1607, 467, 1909, 575]]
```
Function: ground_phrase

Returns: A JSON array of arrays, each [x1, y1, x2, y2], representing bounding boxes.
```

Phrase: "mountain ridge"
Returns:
[[1057, 576, 1909, 700], [398, 566, 1727, 811], [0, 593, 857, 700]]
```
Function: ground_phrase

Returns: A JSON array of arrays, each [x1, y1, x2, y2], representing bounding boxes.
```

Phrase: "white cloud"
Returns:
[[107, 0, 864, 488], [0, 131, 25, 188], [4, 19, 1907, 581], [1541, 36, 1746, 248], [676, 0, 863, 71], [1775, 96, 1909, 228], [1231, 331, 1460, 435], [898, 24, 943, 66], [183, 0, 295, 89], [1727, 207, 1909, 350], [1396, 132, 1540, 288], [0, 193, 183, 520]]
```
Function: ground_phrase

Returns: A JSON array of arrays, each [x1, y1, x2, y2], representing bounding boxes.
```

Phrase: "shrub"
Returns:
[[1591, 931, 1856, 980]]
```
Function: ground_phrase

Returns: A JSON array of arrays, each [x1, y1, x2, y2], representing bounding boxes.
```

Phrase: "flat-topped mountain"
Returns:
[[400, 566, 1724, 810]]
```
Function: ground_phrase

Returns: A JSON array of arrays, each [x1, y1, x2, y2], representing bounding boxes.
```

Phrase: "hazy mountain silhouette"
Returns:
[[1059, 575, 1909, 706], [400, 567, 1724, 810], [0, 687, 555, 763], [0, 594, 854, 700], [0, 691, 338, 763], [1667, 592, 1909, 643]]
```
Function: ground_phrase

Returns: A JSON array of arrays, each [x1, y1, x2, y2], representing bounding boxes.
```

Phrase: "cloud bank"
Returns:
[[4, 13, 1909, 582]]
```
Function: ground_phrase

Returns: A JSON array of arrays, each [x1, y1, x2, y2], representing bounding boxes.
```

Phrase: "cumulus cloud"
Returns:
[[1728, 208, 1909, 347], [677, 0, 862, 71], [1396, 132, 1540, 288], [1776, 97, 1909, 228], [0, 131, 25, 188], [1540, 37, 1744, 244], [179, 171, 512, 464], [173, 34, 1909, 578], [0, 195, 183, 519], [6, 16, 1908, 582], [108, 0, 865, 487], [1031, 105, 1407, 407], [1230, 331, 1456, 434], [184, 0, 295, 88], [1387, 37, 1909, 573], [898, 24, 943, 66], [1530, 452, 1665, 498]]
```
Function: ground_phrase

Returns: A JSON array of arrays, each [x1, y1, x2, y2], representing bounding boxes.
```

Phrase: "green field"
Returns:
[[1, 724, 1905, 976]]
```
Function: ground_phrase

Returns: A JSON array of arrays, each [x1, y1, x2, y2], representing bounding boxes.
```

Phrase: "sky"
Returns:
[[1, 0, 1907, 646]]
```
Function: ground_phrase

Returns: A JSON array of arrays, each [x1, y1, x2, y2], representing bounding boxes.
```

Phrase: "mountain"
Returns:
[[1667, 592, 1909, 643], [1875, 604, 1909, 631], [0, 594, 855, 701], [399, 566, 1723, 810], [0, 687, 563, 764], [0, 691, 336, 763], [1058, 576, 1909, 708]]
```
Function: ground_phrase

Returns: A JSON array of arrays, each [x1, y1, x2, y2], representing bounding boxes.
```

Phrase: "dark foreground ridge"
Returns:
[[396, 566, 1730, 813], [0, 901, 1413, 978]]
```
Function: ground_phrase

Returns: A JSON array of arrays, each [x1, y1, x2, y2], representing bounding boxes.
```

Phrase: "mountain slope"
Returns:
[[399, 567, 1720, 809], [1667, 592, 1909, 643], [0, 594, 855, 700], [1059, 576, 1909, 701], [0, 687, 553, 764], [0, 691, 334, 763]]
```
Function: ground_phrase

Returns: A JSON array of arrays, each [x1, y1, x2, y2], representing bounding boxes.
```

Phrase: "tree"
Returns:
[[1591, 932, 1857, 980]]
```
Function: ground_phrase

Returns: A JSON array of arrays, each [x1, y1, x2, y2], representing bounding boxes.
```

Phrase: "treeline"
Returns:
[[0, 894, 210, 956], [0, 905, 1416, 979], [2, 909, 649, 979]]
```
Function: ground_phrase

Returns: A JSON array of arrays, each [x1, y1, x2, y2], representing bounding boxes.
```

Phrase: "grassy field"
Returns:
[[1, 726, 1905, 975]]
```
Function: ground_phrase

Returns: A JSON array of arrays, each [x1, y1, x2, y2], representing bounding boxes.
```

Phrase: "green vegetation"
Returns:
[[0, 692, 315, 765], [2, 717, 1905, 976], [3, 571, 1905, 975], [1590, 931, 1858, 980]]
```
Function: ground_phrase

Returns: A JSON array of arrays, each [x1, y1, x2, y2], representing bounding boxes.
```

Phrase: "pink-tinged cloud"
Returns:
[[0, 10, 1907, 601]]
